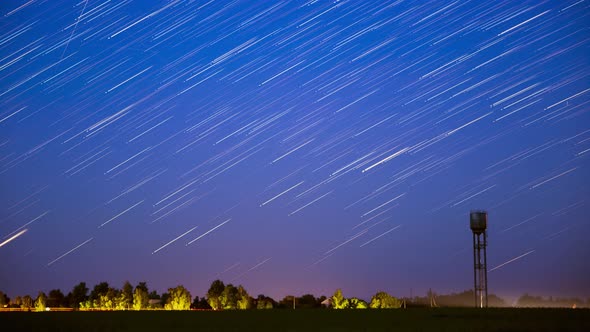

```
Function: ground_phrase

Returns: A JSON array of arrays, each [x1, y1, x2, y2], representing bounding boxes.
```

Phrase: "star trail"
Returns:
[[0, 0, 589, 301]]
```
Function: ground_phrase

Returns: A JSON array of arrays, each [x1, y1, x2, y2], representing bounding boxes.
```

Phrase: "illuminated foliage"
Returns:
[[330, 290, 369, 309], [164, 285, 191, 310], [79, 300, 91, 309], [348, 297, 368, 309], [35, 291, 47, 311], [133, 283, 149, 310], [221, 284, 239, 309], [207, 280, 225, 310], [119, 281, 133, 310], [369, 291, 402, 309], [205, 281, 253, 310], [237, 285, 252, 309], [207, 279, 225, 310], [256, 295, 274, 309], [331, 289, 348, 309], [92, 287, 119, 310], [88, 282, 109, 308]]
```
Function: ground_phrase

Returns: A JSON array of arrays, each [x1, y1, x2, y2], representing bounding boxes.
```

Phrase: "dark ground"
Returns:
[[2, 308, 589, 332]]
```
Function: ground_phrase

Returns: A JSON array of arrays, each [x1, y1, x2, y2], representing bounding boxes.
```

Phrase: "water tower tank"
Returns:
[[470, 211, 487, 234]]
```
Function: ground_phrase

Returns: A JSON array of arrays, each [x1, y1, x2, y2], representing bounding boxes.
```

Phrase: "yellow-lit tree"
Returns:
[[369, 291, 402, 309], [34, 292, 47, 311], [207, 280, 225, 310], [237, 285, 252, 309], [331, 289, 348, 309], [348, 297, 368, 309], [221, 284, 238, 309], [118, 281, 133, 310], [132, 282, 149, 310], [164, 285, 191, 310]]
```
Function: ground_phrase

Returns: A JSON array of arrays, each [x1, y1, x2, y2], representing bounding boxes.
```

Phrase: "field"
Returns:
[[2, 308, 589, 332]]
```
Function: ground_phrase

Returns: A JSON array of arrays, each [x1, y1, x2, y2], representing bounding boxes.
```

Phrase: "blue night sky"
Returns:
[[0, 1, 589, 302]]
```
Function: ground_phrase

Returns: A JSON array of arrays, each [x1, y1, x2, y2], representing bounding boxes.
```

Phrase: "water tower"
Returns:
[[470, 211, 488, 308]]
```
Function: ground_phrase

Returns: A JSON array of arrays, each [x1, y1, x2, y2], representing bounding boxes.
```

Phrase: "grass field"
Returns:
[[2, 308, 589, 332]]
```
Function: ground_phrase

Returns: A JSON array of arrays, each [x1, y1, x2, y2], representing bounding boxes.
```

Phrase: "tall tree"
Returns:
[[21, 295, 33, 310], [165, 285, 191, 310], [90, 282, 109, 307], [136, 282, 148, 293], [160, 292, 170, 309], [0, 291, 8, 307], [237, 285, 251, 309], [206, 279, 225, 310], [220, 284, 239, 309], [35, 292, 47, 311], [101, 287, 120, 310], [120, 281, 133, 310], [133, 282, 149, 310], [47, 289, 65, 307], [69, 282, 89, 309]]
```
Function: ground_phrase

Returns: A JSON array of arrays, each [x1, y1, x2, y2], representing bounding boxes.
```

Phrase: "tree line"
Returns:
[[0, 281, 587, 311], [0, 279, 403, 311]]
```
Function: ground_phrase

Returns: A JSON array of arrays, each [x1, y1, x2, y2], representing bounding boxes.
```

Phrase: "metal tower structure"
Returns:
[[470, 211, 488, 308]]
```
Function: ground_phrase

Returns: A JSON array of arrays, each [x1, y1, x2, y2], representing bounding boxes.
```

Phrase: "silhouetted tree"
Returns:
[[191, 296, 212, 309], [0, 291, 8, 307], [295, 294, 313, 309], [47, 289, 65, 307], [10, 296, 22, 308], [148, 290, 160, 300], [68, 282, 88, 309], [160, 292, 170, 308], [21, 295, 33, 310], [278, 295, 296, 309]]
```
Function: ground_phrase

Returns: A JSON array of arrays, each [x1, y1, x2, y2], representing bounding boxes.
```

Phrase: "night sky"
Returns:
[[1, 0, 589, 303]]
